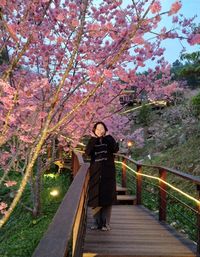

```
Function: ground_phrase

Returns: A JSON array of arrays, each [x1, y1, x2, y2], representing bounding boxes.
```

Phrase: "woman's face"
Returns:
[[95, 123, 106, 137]]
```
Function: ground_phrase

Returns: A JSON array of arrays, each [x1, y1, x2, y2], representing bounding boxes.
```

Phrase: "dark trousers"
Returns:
[[92, 206, 112, 227]]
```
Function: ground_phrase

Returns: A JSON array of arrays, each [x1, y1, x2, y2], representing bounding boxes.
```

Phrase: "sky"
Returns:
[[159, 0, 200, 64]]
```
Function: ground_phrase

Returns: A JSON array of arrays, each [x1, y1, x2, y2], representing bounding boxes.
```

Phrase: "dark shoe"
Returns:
[[90, 223, 103, 230]]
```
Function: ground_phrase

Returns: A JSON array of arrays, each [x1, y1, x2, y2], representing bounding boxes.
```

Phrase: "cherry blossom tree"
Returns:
[[0, 0, 199, 227]]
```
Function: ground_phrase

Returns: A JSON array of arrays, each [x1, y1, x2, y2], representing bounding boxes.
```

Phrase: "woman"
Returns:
[[85, 121, 119, 231]]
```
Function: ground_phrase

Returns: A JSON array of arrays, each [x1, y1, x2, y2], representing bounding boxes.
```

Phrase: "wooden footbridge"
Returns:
[[32, 151, 200, 257]]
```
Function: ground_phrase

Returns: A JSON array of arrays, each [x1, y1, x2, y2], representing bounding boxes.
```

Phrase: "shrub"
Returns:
[[138, 104, 152, 125], [191, 92, 200, 118]]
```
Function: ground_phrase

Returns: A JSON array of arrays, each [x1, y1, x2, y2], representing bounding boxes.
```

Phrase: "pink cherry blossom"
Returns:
[[72, 19, 79, 27], [5, 23, 18, 43], [169, 1, 182, 16], [4, 181, 17, 187], [56, 12, 65, 21], [150, 1, 161, 14], [172, 16, 179, 23], [88, 66, 98, 78], [0, 0, 6, 7], [38, 112, 48, 119], [103, 69, 113, 78], [132, 35, 144, 45], [0, 202, 8, 212], [19, 135, 34, 143], [188, 34, 200, 45]]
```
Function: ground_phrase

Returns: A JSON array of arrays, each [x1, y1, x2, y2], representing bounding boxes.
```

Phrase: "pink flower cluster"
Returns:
[[0, 202, 7, 214], [150, 1, 161, 14], [169, 1, 182, 16], [4, 180, 17, 187], [188, 34, 200, 45]]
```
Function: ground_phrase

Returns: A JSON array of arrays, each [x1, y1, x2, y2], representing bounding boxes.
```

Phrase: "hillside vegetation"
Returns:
[[130, 88, 200, 176]]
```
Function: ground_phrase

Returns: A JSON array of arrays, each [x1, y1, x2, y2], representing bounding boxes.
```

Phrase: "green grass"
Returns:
[[0, 171, 71, 257], [150, 135, 200, 173]]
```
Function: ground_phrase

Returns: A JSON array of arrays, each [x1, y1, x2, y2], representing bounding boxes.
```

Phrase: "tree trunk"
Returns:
[[33, 156, 43, 217]]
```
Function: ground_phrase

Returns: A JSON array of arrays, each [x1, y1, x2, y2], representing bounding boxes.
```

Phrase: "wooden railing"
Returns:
[[115, 153, 200, 257], [32, 149, 200, 256], [32, 151, 89, 257]]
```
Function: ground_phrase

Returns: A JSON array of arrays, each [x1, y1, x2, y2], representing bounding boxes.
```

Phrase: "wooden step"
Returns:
[[115, 195, 136, 205], [116, 185, 127, 195]]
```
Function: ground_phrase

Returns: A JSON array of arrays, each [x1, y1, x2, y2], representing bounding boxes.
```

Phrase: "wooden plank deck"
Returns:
[[83, 205, 196, 257]]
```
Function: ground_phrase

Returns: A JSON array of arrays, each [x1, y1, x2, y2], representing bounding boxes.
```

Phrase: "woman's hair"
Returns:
[[92, 121, 108, 134]]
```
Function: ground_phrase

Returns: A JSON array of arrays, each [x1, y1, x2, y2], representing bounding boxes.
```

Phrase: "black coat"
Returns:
[[85, 135, 119, 207]]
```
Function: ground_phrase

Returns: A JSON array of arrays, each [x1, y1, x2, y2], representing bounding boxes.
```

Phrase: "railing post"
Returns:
[[122, 157, 127, 188], [136, 165, 142, 205], [159, 168, 167, 222], [47, 143, 52, 160], [71, 151, 79, 177], [58, 145, 63, 159], [197, 185, 200, 257]]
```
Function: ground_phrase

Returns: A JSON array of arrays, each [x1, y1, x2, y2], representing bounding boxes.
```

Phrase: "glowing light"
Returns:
[[127, 141, 133, 147], [50, 189, 59, 197], [44, 174, 58, 178], [115, 161, 200, 205], [147, 154, 151, 160], [54, 160, 64, 169], [149, 100, 167, 106], [120, 105, 143, 114]]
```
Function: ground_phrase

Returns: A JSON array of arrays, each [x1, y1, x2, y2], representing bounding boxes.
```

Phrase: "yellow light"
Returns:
[[115, 161, 200, 206], [44, 174, 58, 178], [149, 100, 167, 106], [54, 160, 64, 169], [120, 105, 143, 114], [50, 189, 59, 197], [127, 141, 132, 147]]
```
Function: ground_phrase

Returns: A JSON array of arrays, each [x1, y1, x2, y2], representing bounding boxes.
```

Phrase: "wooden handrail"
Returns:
[[115, 153, 200, 257], [32, 151, 89, 257], [115, 153, 200, 185]]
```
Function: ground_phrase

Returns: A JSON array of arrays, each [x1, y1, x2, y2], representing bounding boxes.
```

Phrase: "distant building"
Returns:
[[119, 86, 146, 106], [119, 87, 168, 111], [119, 87, 137, 106]]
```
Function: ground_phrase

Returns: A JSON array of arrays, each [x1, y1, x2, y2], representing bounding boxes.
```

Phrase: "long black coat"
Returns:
[[85, 135, 119, 207]]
